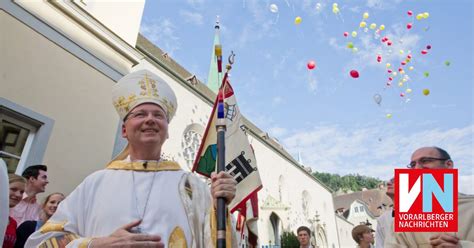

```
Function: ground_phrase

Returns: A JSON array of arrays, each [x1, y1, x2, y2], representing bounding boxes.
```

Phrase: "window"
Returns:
[[0, 98, 53, 174], [359, 206, 365, 212], [355, 206, 359, 213]]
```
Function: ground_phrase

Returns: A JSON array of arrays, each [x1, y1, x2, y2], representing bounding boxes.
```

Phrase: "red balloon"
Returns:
[[307, 60, 316, 70], [407, 54, 412, 59], [388, 77, 393, 81], [421, 50, 428, 55], [426, 45, 432, 50], [387, 41, 393, 46], [407, 10, 413, 16], [350, 70, 359, 78], [406, 23, 412, 29], [400, 93, 405, 97], [343, 32, 349, 37], [387, 69, 393, 73], [401, 61, 407, 65]]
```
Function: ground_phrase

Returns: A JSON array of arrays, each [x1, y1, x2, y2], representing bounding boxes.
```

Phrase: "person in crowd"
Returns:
[[375, 177, 394, 248], [26, 69, 237, 247], [15, 192, 65, 248], [10, 165, 48, 225], [3, 174, 26, 248], [297, 225, 314, 248], [386, 146, 474, 247], [352, 224, 375, 248]]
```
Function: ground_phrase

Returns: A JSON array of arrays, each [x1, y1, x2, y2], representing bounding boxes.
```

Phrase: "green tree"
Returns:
[[312, 171, 382, 192], [280, 231, 299, 248]]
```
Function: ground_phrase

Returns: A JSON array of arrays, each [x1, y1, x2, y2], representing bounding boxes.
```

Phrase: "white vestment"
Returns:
[[26, 160, 236, 248]]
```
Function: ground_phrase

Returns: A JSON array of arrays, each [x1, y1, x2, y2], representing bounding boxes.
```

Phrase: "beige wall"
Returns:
[[1, 11, 119, 196]]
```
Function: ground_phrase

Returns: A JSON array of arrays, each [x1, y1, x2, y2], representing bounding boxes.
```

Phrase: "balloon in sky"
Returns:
[[423, 89, 430, 96], [343, 31, 349, 37], [373, 94, 382, 105], [350, 70, 359, 78], [421, 50, 428, 54], [270, 4, 278, 13], [423, 12, 430, 18], [363, 12, 369, 19], [347, 42, 354, 49], [445, 60, 451, 66], [294, 16, 302, 24], [400, 92, 405, 97], [360, 21, 367, 28], [386, 113, 392, 119], [407, 10, 413, 16], [406, 88, 412, 93], [426, 45, 432, 50], [406, 23, 413, 29], [315, 3, 322, 11], [332, 3, 340, 14], [352, 31, 357, 37], [369, 23, 377, 29], [307, 60, 316, 70], [379, 24, 385, 30], [409, 66, 414, 70], [416, 14, 423, 20], [424, 71, 429, 77]]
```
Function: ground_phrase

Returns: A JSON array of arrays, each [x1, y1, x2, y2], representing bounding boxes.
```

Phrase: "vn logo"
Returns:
[[394, 169, 458, 232]]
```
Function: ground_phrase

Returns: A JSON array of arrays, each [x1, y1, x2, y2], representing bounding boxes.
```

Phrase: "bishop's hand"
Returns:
[[211, 171, 237, 208], [88, 219, 164, 248]]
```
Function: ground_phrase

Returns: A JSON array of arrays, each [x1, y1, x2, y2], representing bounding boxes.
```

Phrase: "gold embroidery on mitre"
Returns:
[[168, 226, 187, 248], [113, 94, 137, 116], [40, 221, 68, 233], [139, 74, 159, 97]]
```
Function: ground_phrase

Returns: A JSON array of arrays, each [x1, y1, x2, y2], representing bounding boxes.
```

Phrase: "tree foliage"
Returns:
[[312, 171, 382, 192], [280, 231, 299, 248]]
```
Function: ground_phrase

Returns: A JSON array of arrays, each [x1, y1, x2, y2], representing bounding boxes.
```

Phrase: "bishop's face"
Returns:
[[122, 103, 169, 151]]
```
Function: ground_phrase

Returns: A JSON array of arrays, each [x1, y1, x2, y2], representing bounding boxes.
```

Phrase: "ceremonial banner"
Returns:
[[193, 80, 262, 212]]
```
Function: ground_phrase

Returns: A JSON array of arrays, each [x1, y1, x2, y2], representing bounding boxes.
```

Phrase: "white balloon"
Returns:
[[270, 3, 279, 13]]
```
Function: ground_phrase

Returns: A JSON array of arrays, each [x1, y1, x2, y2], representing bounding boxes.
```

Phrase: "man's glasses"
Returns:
[[407, 157, 450, 168], [126, 110, 167, 121]]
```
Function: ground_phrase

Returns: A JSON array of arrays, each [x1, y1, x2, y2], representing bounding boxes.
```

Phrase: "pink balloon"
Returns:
[[421, 50, 428, 55], [387, 41, 393, 46], [400, 93, 405, 97], [406, 23, 413, 29], [350, 70, 359, 78], [343, 32, 349, 37], [387, 69, 393, 73], [307, 60, 316, 70], [407, 10, 413, 16], [388, 77, 393, 81], [401, 61, 407, 65], [407, 54, 412, 59]]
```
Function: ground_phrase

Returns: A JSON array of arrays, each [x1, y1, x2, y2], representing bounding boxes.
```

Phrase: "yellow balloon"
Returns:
[[386, 113, 392, 118], [386, 63, 391, 68], [379, 24, 385, 30], [416, 14, 423, 20], [406, 88, 412, 93], [333, 3, 338, 8], [351, 31, 357, 37], [363, 12, 369, 19], [423, 89, 430, 96], [369, 23, 377, 29], [400, 70, 405, 74], [409, 66, 414, 70], [360, 21, 367, 28], [399, 49, 404, 54], [294, 16, 302, 24], [352, 47, 359, 53], [398, 82, 404, 87], [332, 7, 340, 14], [423, 12, 430, 18]]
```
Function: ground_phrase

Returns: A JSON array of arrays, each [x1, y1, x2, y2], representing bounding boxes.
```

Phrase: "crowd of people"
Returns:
[[3, 69, 473, 248], [4, 165, 65, 248]]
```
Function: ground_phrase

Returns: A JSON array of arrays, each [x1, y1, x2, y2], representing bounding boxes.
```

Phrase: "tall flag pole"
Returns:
[[215, 27, 227, 248], [194, 19, 263, 247]]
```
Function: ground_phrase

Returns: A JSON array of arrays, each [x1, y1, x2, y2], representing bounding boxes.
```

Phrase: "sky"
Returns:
[[141, 0, 473, 194]]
